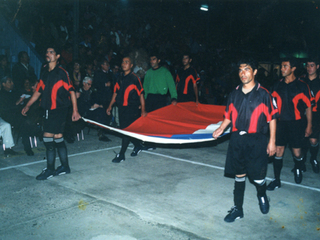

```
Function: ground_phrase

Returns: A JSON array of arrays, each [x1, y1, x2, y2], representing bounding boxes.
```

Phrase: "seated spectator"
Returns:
[[0, 76, 25, 130], [76, 76, 111, 142], [19, 77, 43, 156], [0, 118, 18, 157], [0, 55, 11, 80], [12, 51, 36, 91]]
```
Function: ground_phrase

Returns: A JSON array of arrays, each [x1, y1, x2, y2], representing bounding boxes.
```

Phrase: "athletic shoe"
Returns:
[[131, 145, 142, 156], [310, 159, 319, 173], [258, 194, 270, 214], [141, 145, 156, 151], [36, 168, 54, 180], [266, 179, 281, 191], [112, 154, 125, 163], [4, 148, 18, 157], [294, 168, 303, 184], [224, 206, 244, 222], [55, 165, 71, 176], [25, 149, 34, 156]]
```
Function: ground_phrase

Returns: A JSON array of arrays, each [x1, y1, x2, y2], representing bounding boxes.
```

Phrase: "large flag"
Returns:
[[83, 102, 228, 144]]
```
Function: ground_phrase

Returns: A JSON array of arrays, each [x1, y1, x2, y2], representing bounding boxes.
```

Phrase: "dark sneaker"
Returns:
[[99, 135, 111, 142], [36, 168, 54, 180], [131, 145, 142, 156], [141, 145, 156, 151], [224, 206, 244, 222], [294, 168, 303, 184], [4, 148, 18, 157], [267, 179, 281, 191], [258, 194, 270, 214], [112, 154, 125, 163], [25, 149, 34, 156], [310, 159, 319, 173], [55, 165, 71, 176]]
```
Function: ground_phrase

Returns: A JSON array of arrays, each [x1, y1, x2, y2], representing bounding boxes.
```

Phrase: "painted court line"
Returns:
[[0, 146, 121, 171], [144, 151, 320, 193], [1, 146, 320, 193]]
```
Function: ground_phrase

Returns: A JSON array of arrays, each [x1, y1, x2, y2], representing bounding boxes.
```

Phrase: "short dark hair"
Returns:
[[149, 51, 161, 60], [47, 45, 61, 56], [18, 51, 27, 62], [182, 52, 192, 59], [123, 55, 134, 69], [237, 58, 258, 71], [0, 76, 10, 85], [281, 57, 299, 69], [306, 57, 319, 66]]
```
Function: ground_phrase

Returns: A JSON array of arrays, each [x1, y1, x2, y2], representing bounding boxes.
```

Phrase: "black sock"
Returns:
[[310, 143, 319, 160], [119, 136, 130, 156], [294, 156, 303, 169], [43, 137, 56, 171], [254, 180, 266, 197], [234, 177, 246, 211], [273, 157, 283, 181], [54, 138, 69, 167]]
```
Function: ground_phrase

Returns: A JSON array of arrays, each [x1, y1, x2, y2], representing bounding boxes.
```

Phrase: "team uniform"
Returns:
[[303, 76, 320, 139], [224, 83, 278, 179], [36, 64, 75, 134], [175, 67, 200, 102], [114, 71, 144, 129], [271, 78, 312, 148]]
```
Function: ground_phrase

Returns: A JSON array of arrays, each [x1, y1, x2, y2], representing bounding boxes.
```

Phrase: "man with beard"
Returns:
[[22, 46, 81, 180]]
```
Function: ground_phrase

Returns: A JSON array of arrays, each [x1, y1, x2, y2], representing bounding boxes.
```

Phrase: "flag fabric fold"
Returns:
[[83, 102, 228, 144]]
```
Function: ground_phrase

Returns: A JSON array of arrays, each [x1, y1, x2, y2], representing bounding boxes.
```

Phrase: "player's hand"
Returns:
[[21, 106, 29, 116], [305, 125, 312, 137], [141, 110, 147, 117], [212, 127, 223, 139], [267, 141, 276, 157], [106, 107, 112, 115], [72, 111, 81, 121]]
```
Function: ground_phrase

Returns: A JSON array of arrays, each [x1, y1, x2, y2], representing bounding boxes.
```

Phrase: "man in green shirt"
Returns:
[[143, 52, 177, 112]]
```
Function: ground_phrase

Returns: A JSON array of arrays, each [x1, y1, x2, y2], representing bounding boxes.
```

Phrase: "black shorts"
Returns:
[[225, 132, 268, 180], [276, 120, 305, 148], [145, 94, 167, 112], [43, 108, 68, 134], [310, 113, 320, 139], [118, 105, 141, 129]]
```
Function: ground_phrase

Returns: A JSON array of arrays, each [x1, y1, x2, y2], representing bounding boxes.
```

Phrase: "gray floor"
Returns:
[[0, 128, 319, 240]]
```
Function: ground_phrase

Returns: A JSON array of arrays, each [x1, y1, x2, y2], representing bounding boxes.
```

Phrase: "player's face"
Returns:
[[121, 57, 133, 72], [46, 48, 60, 63], [239, 64, 257, 85], [281, 61, 294, 77], [150, 56, 160, 69], [182, 55, 191, 66], [306, 62, 319, 76]]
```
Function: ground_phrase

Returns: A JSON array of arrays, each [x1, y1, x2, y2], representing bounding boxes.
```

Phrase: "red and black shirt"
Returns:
[[271, 78, 312, 121], [225, 83, 278, 135], [302, 76, 320, 113], [175, 67, 200, 102], [36, 64, 74, 110], [114, 71, 144, 107]]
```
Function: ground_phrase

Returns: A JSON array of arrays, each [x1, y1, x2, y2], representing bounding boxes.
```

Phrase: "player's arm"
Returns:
[[70, 91, 81, 121], [140, 93, 147, 117], [267, 119, 276, 156], [305, 106, 312, 137], [21, 91, 41, 116], [193, 82, 199, 105], [107, 92, 117, 115], [212, 118, 231, 139]]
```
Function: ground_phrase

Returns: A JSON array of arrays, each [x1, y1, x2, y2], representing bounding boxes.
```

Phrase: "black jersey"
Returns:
[[36, 64, 74, 110], [175, 67, 200, 102], [114, 71, 144, 107], [303, 76, 320, 113], [224, 83, 278, 135], [271, 78, 312, 121]]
